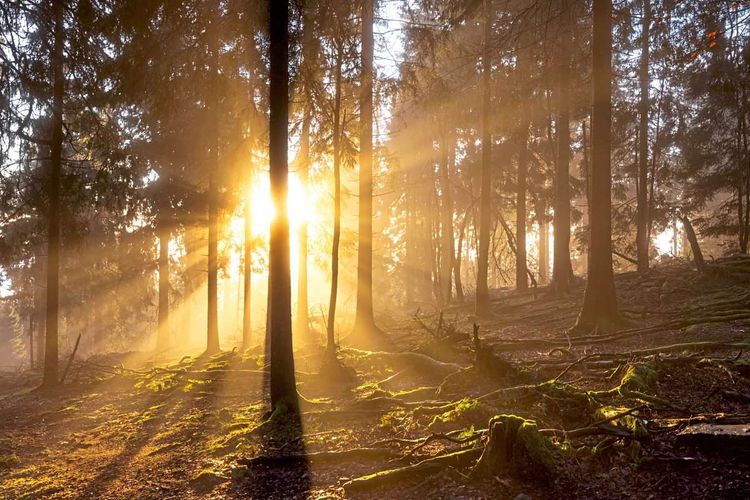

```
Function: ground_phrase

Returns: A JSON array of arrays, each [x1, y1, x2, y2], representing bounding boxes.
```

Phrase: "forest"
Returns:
[[1, 0, 750, 498]]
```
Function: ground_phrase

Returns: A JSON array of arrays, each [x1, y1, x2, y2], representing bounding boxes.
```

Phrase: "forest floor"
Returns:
[[2, 257, 750, 499]]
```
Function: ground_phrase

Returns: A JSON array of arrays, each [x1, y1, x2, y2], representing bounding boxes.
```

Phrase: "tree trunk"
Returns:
[[326, 46, 343, 357], [636, 0, 651, 272], [453, 212, 466, 302], [28, 314, 34, 369], [476, 2, 493, 316], [515, 43, 531, 292], [43, 0, 65, 388], [680, 216, 705, 273], [438, 124, 454, 305], [243, 200, 252, 347], [552, 0, 573, 294], [537, 201, 549, 284], [576, 0, 618, 330], [295, 1, 316, 340], [353, 0, 380, 335], [157, 204, 170, 350], [206, 18, 220, 355], [268, 0, 297, 410]]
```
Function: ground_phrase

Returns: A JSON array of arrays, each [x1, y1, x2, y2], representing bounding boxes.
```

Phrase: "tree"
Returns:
[[576, 0, 618, 330], [515, 42, 531, 292], [268, 0, 297, 411], [206, 13, 221, 355], [552, 0, 574, 294], [42, 0, 66, 388], [476, 1, 493, 316], [294, 1, 319, 342], [326, 32, 345, 358], [636, 0, 651, 272], [156, 181, 171, 350], [353, 0, 381, 336]]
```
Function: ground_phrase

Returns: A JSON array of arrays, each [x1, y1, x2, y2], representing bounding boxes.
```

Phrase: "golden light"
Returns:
[[247, 171, 308, 236]]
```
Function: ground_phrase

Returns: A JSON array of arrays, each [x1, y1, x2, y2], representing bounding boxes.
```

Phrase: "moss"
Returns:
[[206, 360, 229, 371], [594, 406, 648, 439], [392, 386, 437, 401], [134, 371, 181, 393], [618, 364, 658, 394], [190, 469, 228, 492], [429, 398, 495, 432], [0, 454, 20, 470], [0, 467, 65, 498], [535, 380, 599, 423], [473, 415, 557, 480], [378, 409, 406, 432]]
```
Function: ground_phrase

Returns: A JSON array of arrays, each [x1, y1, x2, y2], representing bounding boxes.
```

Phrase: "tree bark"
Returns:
[[453, 211, 466, 302], [295, 1, 316, 340], [28, 314, 34, 369], [327, 45, 343, 357], [476, 2, 493, 316], [636, 0, 651, 271], [438, 123, 454, 305], [268, 0, 297, 410], [537, 201, 549, 284], [353, 0, 380, 335], [576, 0, 619, 330], [680, 216, 705, 273], [243, 200, 252, 347], [515, 43, 531, 291], [43, 0, 65, 388], [206, 17, 220, 355], [552, 0, 573, 294], [157, 201, 170, 350]]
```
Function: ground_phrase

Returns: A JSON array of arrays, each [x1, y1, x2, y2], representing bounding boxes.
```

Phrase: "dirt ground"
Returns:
[[1, 260, 750, 499]]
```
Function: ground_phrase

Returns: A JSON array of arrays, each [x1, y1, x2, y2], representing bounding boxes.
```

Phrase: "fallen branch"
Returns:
[[238, 447, 396, 467], [60, 333, 82, 384], [342, 447, 482, 493]]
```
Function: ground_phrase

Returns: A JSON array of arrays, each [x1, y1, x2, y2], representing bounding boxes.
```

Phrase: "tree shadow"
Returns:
[[234, 325, 311, 499], [236, 407, 311, 499], [75, 353, 234, 498]]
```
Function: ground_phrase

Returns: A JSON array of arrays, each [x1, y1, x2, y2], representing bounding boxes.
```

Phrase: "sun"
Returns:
[[246, 171, 308, 237], [227, 170, 313, 281]]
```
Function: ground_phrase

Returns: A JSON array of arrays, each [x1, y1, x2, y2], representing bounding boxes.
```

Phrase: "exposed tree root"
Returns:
[[341, 348, 465, 378], [341, 447, 483, 493], [238, 447, 396, 467]]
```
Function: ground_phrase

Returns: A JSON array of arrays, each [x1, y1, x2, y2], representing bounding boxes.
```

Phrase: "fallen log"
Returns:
[[342, 447, 482, 493], [341, 348, 465, 377], [238, 447, 396, 467]]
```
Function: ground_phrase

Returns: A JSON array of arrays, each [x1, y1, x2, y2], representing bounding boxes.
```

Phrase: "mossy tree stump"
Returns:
[[472, 415, 557, 481]]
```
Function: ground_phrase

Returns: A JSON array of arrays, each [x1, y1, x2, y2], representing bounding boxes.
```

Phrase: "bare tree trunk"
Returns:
[[476, 2, 493, 316], [296, 1, 316, 340], [537, 200, 549, 284], [43, 0, 65, 388], [453, 211, 466, 302], [157, 204, 170, 350], [268, 0, 297, 411], [515, 42, 531, 291], [438, 124, 454, 305], [636, 0, 651, 272], [326, 46, 343, 357], [206, 17, 220, 355], [552, 0, 573, 294], [576, 0, 618, 330], [243, 200, 252, 347], [28, 314, 34, 369], [353, 0, 380, 335], [680, 216, 705, 273]]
